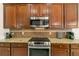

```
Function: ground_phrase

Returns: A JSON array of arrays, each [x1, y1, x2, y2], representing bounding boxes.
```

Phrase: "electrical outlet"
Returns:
[[49, 32, 51, 35], [11, 32, 14, 35], [22, 32, 24, 35]]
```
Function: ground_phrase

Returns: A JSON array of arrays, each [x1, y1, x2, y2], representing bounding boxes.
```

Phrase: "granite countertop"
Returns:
[[0, 38, 31, 43], [0, 38, 79, 44], [49, 38, 79, 44]]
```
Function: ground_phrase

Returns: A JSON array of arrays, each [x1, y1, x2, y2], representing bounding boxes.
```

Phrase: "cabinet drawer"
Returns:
[[52, 49, 69, 56], [71, 44, 79, 48], [0, 43, 10, 47], [52, 44, 69, 49], [11, 43, 27, 48]]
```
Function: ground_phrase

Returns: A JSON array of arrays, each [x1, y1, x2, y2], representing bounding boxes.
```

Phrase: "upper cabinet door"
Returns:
[[4, 4, 17, 29], [49, 4, 63, 29], [30, 4, 40, 16], [39, 4, 49, 16], [65, 4, 78, 29], [16, 4, 30, 29], [4, 4, 30, 29]]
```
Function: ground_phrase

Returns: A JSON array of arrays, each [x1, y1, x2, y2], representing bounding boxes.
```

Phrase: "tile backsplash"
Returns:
[[11, 32, 56, 38]]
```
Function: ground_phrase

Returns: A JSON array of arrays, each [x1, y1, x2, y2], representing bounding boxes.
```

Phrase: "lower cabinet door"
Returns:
[[11, 48, 28, 56], [52, 49, 69, 56], [71, 49, 79, 56], [0, 47, 10, 56]]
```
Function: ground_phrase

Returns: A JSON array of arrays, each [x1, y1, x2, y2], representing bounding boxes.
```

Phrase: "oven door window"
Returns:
[[29, 48, 49, 56]]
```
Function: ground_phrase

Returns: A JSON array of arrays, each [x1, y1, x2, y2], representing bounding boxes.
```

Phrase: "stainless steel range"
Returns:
[[28, 37, 51, 56]]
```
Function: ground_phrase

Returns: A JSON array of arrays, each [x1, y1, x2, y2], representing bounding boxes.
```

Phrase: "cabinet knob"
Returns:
[[59, 45, 62, 48]]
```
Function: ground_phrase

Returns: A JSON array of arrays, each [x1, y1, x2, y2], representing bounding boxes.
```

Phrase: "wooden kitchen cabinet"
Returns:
[[71, 49, 79, 56], [4, 4, 17, 29], [4, 3, 78, 29], [16, 4, 30, 29], [65, 4, 78, 29], [51, 43, 69, 56], [71, 44, 79, 56], [30, 4, 49, 16], [11, 43, 28, 56], [0, 43, 10, 56], [40, 4, 49, 16], [49, 3, 78, 29], [49, 4, 63, 29], [30, 4, 40, 16], [4, 4, 30, 29], [52, 49, 69, 56]]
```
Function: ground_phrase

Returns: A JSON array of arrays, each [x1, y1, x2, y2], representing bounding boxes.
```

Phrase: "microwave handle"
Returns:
[[40, 21, 43, 25]]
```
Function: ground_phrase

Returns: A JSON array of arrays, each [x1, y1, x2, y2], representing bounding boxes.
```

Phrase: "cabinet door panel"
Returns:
[[0, 47, 10, 56], [40, 4, 49, 16], [16, 4, 30, 29], [11, 43, 28, 56], [53, 44, 69, 49], [11, 48, 28, 56], [51, 44, 69, 56], [50, 4, 63, 29], [65, 4, 78, 28], [71, 44, 79, 49], [30, 4, 40, 16], [71, 49, 79, 56], [4, 5, 17, 29], [52, 49, 69, 56]]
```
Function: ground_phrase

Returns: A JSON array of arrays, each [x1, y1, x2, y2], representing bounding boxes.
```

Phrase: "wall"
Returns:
[[71, 4, 79, 40], [0, 3, 5, 39], [0, 3, 3, 28]]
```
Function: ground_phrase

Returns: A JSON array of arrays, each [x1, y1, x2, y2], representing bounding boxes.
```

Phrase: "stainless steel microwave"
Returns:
[[30, 17, 49, 28]]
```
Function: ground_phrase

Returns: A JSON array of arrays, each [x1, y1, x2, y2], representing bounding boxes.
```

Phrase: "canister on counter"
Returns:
[[56, 32, 64, 39]]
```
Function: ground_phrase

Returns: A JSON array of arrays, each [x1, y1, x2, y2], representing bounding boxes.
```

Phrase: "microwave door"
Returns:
[[30, 20, 40, 27], [40, 21, 43, 26]]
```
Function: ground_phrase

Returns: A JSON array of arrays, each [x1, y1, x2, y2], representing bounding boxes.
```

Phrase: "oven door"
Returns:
[[29, 48, 49, 56]]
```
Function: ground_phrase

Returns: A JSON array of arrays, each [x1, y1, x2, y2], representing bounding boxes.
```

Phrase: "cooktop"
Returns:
[[29, 37, 50, 42]]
